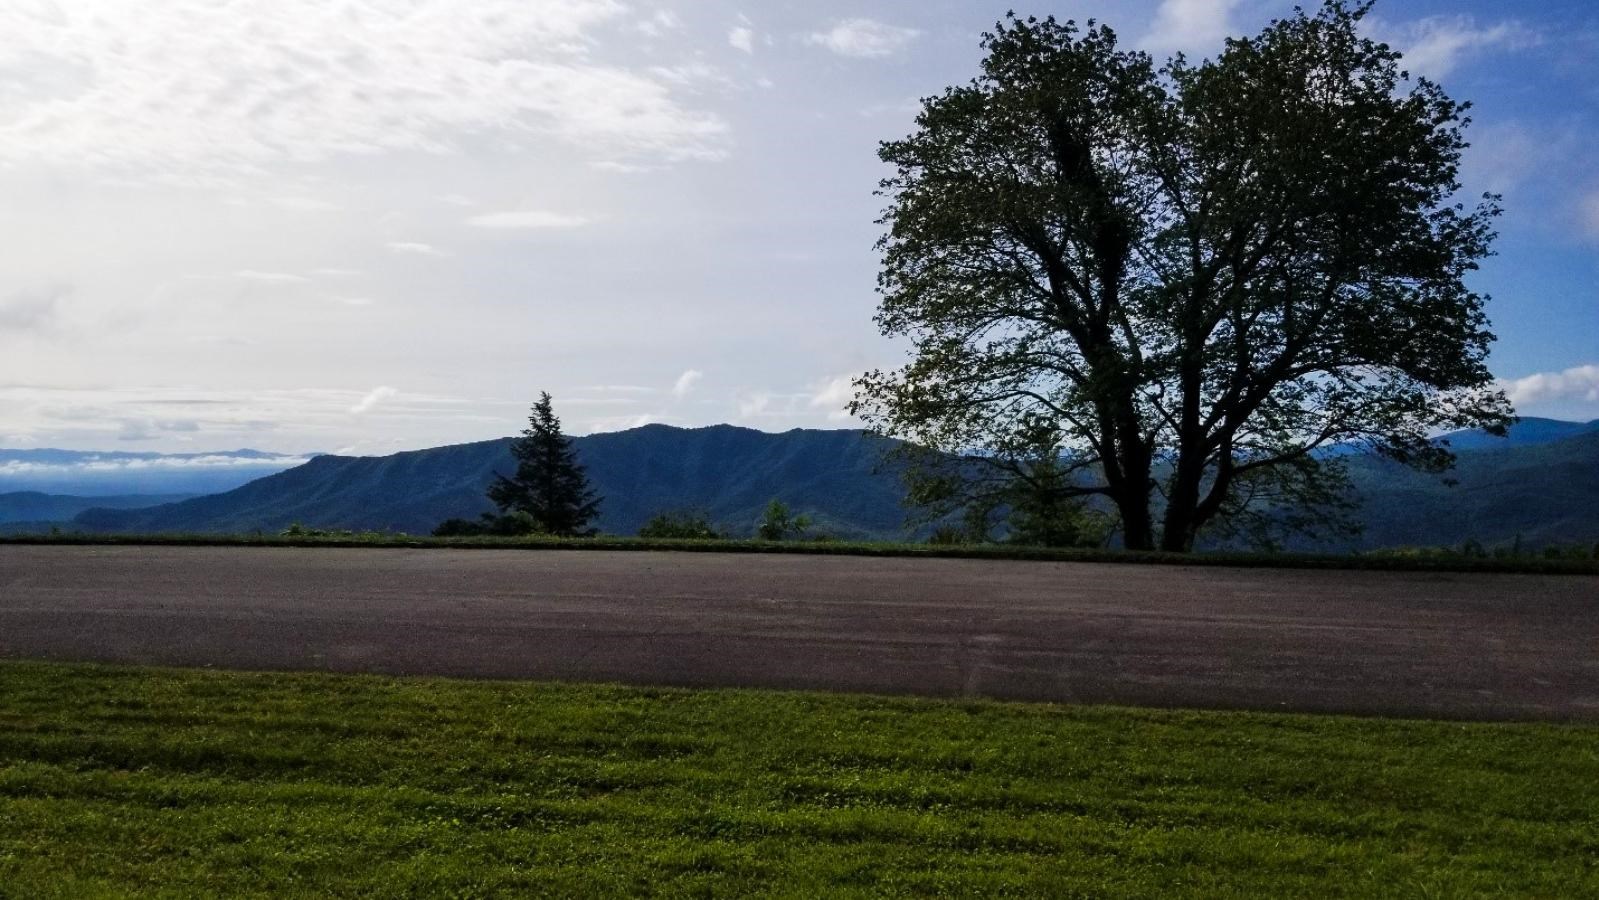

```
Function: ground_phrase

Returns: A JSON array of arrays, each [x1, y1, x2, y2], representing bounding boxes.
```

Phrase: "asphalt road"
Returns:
[[2, 545, 1596, 721]]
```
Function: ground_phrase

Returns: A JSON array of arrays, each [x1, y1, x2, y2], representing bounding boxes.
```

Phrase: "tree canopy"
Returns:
[[851, 1, 1513, 552]]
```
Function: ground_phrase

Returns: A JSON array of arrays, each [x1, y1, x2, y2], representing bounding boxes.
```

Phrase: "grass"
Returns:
[[4, 531, 1598, 576], [1, 663, 1596, 896]]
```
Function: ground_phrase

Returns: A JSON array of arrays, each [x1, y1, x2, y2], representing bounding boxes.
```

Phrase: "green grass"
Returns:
[[1, 663, 1595, 897], [4, 531, 1598, 576]]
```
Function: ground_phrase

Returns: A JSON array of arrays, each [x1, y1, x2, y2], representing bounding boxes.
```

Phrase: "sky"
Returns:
[[0, 0, 1595, 455]]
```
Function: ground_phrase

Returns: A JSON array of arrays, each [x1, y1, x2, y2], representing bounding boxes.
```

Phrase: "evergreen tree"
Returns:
[[488, 392, 601, 537]]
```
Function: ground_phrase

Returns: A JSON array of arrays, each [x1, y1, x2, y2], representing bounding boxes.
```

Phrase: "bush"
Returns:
[[756, 499, 810, 541], [638, 511, 721, 540], [431, 512, 542, 538], [279, 524, 407, 541]]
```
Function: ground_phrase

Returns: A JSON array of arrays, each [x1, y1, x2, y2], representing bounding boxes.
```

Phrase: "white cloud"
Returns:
[[0, 455, 309, 476], [590, 160, 657, 175], [118, 418, 201, 442], [0, 286, 66, 333], [1141, 0, 1243, 57], [466, 210, 593, 230], [808, 375, 857, 421], [330, 296, 377, 308], [0, 0, 728, 178], [636, 10, 681, 38], [807, 19, 921, 59], [672, 369, 704, 399], [387, 242, 447, 257], [350, 386, 399, 415], [737, 391, 775, 418], [1385, 16, 1539, 79], [269, 196, 342, 213], [729, 26, 755, 54], [235, 270, 309, 284], [1502, 365, 1599, 409]]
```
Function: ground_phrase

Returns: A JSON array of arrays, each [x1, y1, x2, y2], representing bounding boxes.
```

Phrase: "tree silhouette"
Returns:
[[488, 392, 601, 537], [852, 2, 1513, 552]]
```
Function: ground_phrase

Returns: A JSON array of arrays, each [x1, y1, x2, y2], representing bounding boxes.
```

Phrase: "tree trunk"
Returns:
[[1160, 455, 1205, 553], [1118, 490, 1156, 551]]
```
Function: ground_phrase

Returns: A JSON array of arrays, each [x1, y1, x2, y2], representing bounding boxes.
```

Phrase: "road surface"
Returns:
[[2, 545, 1596, 721]]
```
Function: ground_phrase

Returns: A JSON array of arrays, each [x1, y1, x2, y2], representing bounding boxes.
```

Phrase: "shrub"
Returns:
[[431, 512, 542, 538], [756, 499, 810, 541], [638, 511, 721, 540]]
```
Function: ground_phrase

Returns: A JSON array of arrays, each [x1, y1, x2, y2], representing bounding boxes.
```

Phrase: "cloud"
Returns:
[[737, 391, 775, 418], [0, 286, 67, 333], [1384, 16, 1539, 79], [729, 26, 755, 54], [117, 419, 202, 442], [0, 0, 729, 177], [636, 10, 681, 38], [387, 242, 446, 257], [808, 375, 857, 421], [466, 210, 593, 230], [672, 369, 704, 399], [269, 196, 342, 213], [807, 19, 921, 59], [0, 454, 309, 476], [1502, 365, 1599, 408], [350, 386, 399, 415], [235, 270, 309, 284], [1141, 0, 1244, 57]]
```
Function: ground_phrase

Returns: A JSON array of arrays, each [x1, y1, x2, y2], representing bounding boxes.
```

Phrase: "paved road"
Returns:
[[2, 545, 1596, 721]]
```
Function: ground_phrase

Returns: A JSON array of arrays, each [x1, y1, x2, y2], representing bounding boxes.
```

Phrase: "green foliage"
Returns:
[[756, 499, 811, 541], [852, 2, 1513, 553], [1372, 539, 1599, 562], [900, 433, 1108, 549], [486, 392, 602, 538], [281, 523, 405, 540], [638, 510, 721, 540], [2, 662, 1597, 896], [432, 512, 542, 538]]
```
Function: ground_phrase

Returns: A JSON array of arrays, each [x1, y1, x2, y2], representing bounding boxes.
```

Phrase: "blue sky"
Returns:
[[0, 0, 1593, 454]]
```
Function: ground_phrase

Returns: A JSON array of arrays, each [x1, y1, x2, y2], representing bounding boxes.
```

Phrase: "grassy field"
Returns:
[[0, 663, 1595, 896], [4, 531, 1598, 576]]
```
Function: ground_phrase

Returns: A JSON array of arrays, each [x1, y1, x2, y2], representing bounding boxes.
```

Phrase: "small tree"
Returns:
[[756, 499, 810, 541], [488, 392, 601, 537]]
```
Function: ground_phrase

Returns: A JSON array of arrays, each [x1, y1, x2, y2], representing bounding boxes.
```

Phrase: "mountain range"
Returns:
[[74, 426, 912, 539], [13, 417, 1599, 551]]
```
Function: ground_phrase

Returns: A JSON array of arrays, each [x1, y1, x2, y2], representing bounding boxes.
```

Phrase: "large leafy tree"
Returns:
[[489, 392, 602, 537], [851, 2, 1513, 552]]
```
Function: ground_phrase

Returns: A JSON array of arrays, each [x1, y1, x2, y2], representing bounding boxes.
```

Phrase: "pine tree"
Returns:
[[488, 392, 601, 537]]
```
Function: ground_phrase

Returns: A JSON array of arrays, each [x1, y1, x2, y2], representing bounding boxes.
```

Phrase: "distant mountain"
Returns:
[[76, 426, 914, 539], [0, 448, 309, 497], [1435, 417, 1599, 452], [0, 492, 195, 525], [1334, 428, 1599, 551], [68, 421, 1599, 551]]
